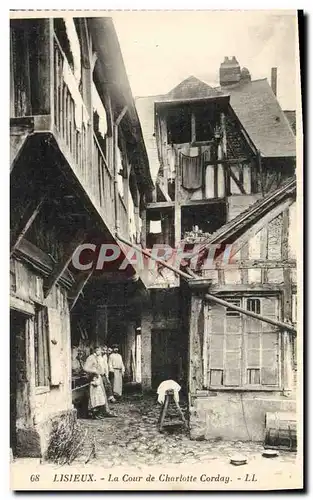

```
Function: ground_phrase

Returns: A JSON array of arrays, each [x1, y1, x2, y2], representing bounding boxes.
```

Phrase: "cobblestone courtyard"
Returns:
[[75, 393, 297, 469]]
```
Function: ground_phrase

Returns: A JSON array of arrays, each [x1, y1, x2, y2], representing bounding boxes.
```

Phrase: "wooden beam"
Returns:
[[69, 270, 93, 310], [115, 105, 128, 127], [157, 178, 172, 202], [146, 201, 174, 210], [209, 283, 293, 293], [181, 197, 225, 207], [204, 156, 250, 166], [10, 196, 46, 256], [43, 229, 87, 298], [226, 164, 246, 194], [211, 259, 296, 270]]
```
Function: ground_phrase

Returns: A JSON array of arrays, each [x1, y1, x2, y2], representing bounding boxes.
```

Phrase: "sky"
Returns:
[[109, 10, 298, 110]]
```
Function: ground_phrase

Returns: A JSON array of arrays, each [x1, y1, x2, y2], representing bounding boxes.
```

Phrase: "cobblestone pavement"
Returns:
[[75, 393, 297, 469]]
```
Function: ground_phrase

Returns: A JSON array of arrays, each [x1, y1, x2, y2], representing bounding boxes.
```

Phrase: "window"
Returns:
[[207, 297, 280, 389], [247, 298, 261, 314], [166, 104, 217, 145], [194, 107, 214, 142], [226, 298, 241, 317], [34, 306, 50, 387], [167, 106, 191, 144]]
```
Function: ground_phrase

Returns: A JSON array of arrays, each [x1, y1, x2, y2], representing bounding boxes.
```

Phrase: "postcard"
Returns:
[[9, 9, 303, 491]]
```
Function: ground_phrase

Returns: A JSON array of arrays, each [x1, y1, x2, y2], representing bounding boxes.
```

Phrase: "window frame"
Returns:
[[206, 296, 282, 391], [166, 106, 216, 146]]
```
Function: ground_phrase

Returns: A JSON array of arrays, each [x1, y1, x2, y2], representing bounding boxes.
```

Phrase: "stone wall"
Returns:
[[189, 392, 296, 442], [11, 258, 73, 457]]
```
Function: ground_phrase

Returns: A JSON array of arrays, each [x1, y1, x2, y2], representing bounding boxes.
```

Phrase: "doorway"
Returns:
[[151, 329, 187, 390], [10, 309, 28, 455]]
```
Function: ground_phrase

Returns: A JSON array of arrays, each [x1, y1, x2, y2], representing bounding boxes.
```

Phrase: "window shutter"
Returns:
[[47, 308, 62, 386]]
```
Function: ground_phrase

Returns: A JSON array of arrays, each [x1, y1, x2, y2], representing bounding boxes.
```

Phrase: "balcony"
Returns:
[[10, 20, 129, 241]]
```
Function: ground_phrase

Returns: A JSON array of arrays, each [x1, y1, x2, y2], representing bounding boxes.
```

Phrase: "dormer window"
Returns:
[[167, 106, 191, 144], [166, 103, 215, 145]]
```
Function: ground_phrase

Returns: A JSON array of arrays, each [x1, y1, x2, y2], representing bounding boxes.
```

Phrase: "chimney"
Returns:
[[241, 67, 251, 82], [219, 56, 241, 86], [271, 67, 277, 96]]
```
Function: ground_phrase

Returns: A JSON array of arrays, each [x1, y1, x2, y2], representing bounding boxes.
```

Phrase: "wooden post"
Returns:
[[140, 208, 147, 248], [49, 19, 55, 126], [191, 112, 196, 143], [281, 208, 292, 322], [282, 330, 294, 395], [189, 293, 204, 393], [260, 226, 268, 284], [174, 147, 181, 248], [141, 305, 152, 390], [220, 112, 227, 197], [258, 150, 265, 196], [202, 301, 209, 389], [69, 269, 93, 310]]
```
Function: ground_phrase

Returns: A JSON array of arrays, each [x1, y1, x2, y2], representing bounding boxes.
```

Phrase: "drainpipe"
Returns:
[[113, 105, 128, 235]]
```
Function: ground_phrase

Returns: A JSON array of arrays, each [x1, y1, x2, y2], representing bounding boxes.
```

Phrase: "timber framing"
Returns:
[[116, 233, 296, 334], [201, 259, 297, 270], [13, 239, 73, 288], [69, 270, 93, 310], [10, 195, 46, 256], [156, 178, 172, 202], [43, 228, 87, 298], [203, 156, 250, 166], [225, 164, 246, 194]]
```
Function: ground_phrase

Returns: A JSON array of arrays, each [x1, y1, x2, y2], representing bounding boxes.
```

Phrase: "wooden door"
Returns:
[[151, 329, 181, 389]]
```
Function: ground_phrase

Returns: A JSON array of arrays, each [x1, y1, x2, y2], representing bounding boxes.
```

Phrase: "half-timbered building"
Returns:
[[136, 56, 297, 440], [10, 16, 153, 457]]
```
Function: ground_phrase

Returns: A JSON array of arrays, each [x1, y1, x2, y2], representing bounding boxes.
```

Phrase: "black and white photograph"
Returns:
[[9, 9, 302, 491]]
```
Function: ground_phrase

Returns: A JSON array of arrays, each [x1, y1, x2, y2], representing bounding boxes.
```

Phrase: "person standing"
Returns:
[[101, 345, 116, 403], [83, 346, 116, 418], [108, 345, 125, 398]]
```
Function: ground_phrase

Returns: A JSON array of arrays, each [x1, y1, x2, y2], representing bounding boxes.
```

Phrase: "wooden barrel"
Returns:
[[264, 412, 297, 451]]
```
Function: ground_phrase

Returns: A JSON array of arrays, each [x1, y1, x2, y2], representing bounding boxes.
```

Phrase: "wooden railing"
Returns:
[[93, 133, 115, 229], [53, 34, 89, 184], [11, 27, 133, 243], [53, 33, 115, 232]]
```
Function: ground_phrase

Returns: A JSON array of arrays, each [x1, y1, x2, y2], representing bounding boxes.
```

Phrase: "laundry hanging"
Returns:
[[180, 151, 204, 190]]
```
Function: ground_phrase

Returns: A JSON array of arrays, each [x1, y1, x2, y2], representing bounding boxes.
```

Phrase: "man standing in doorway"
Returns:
[[108, 344, 125, 399]]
